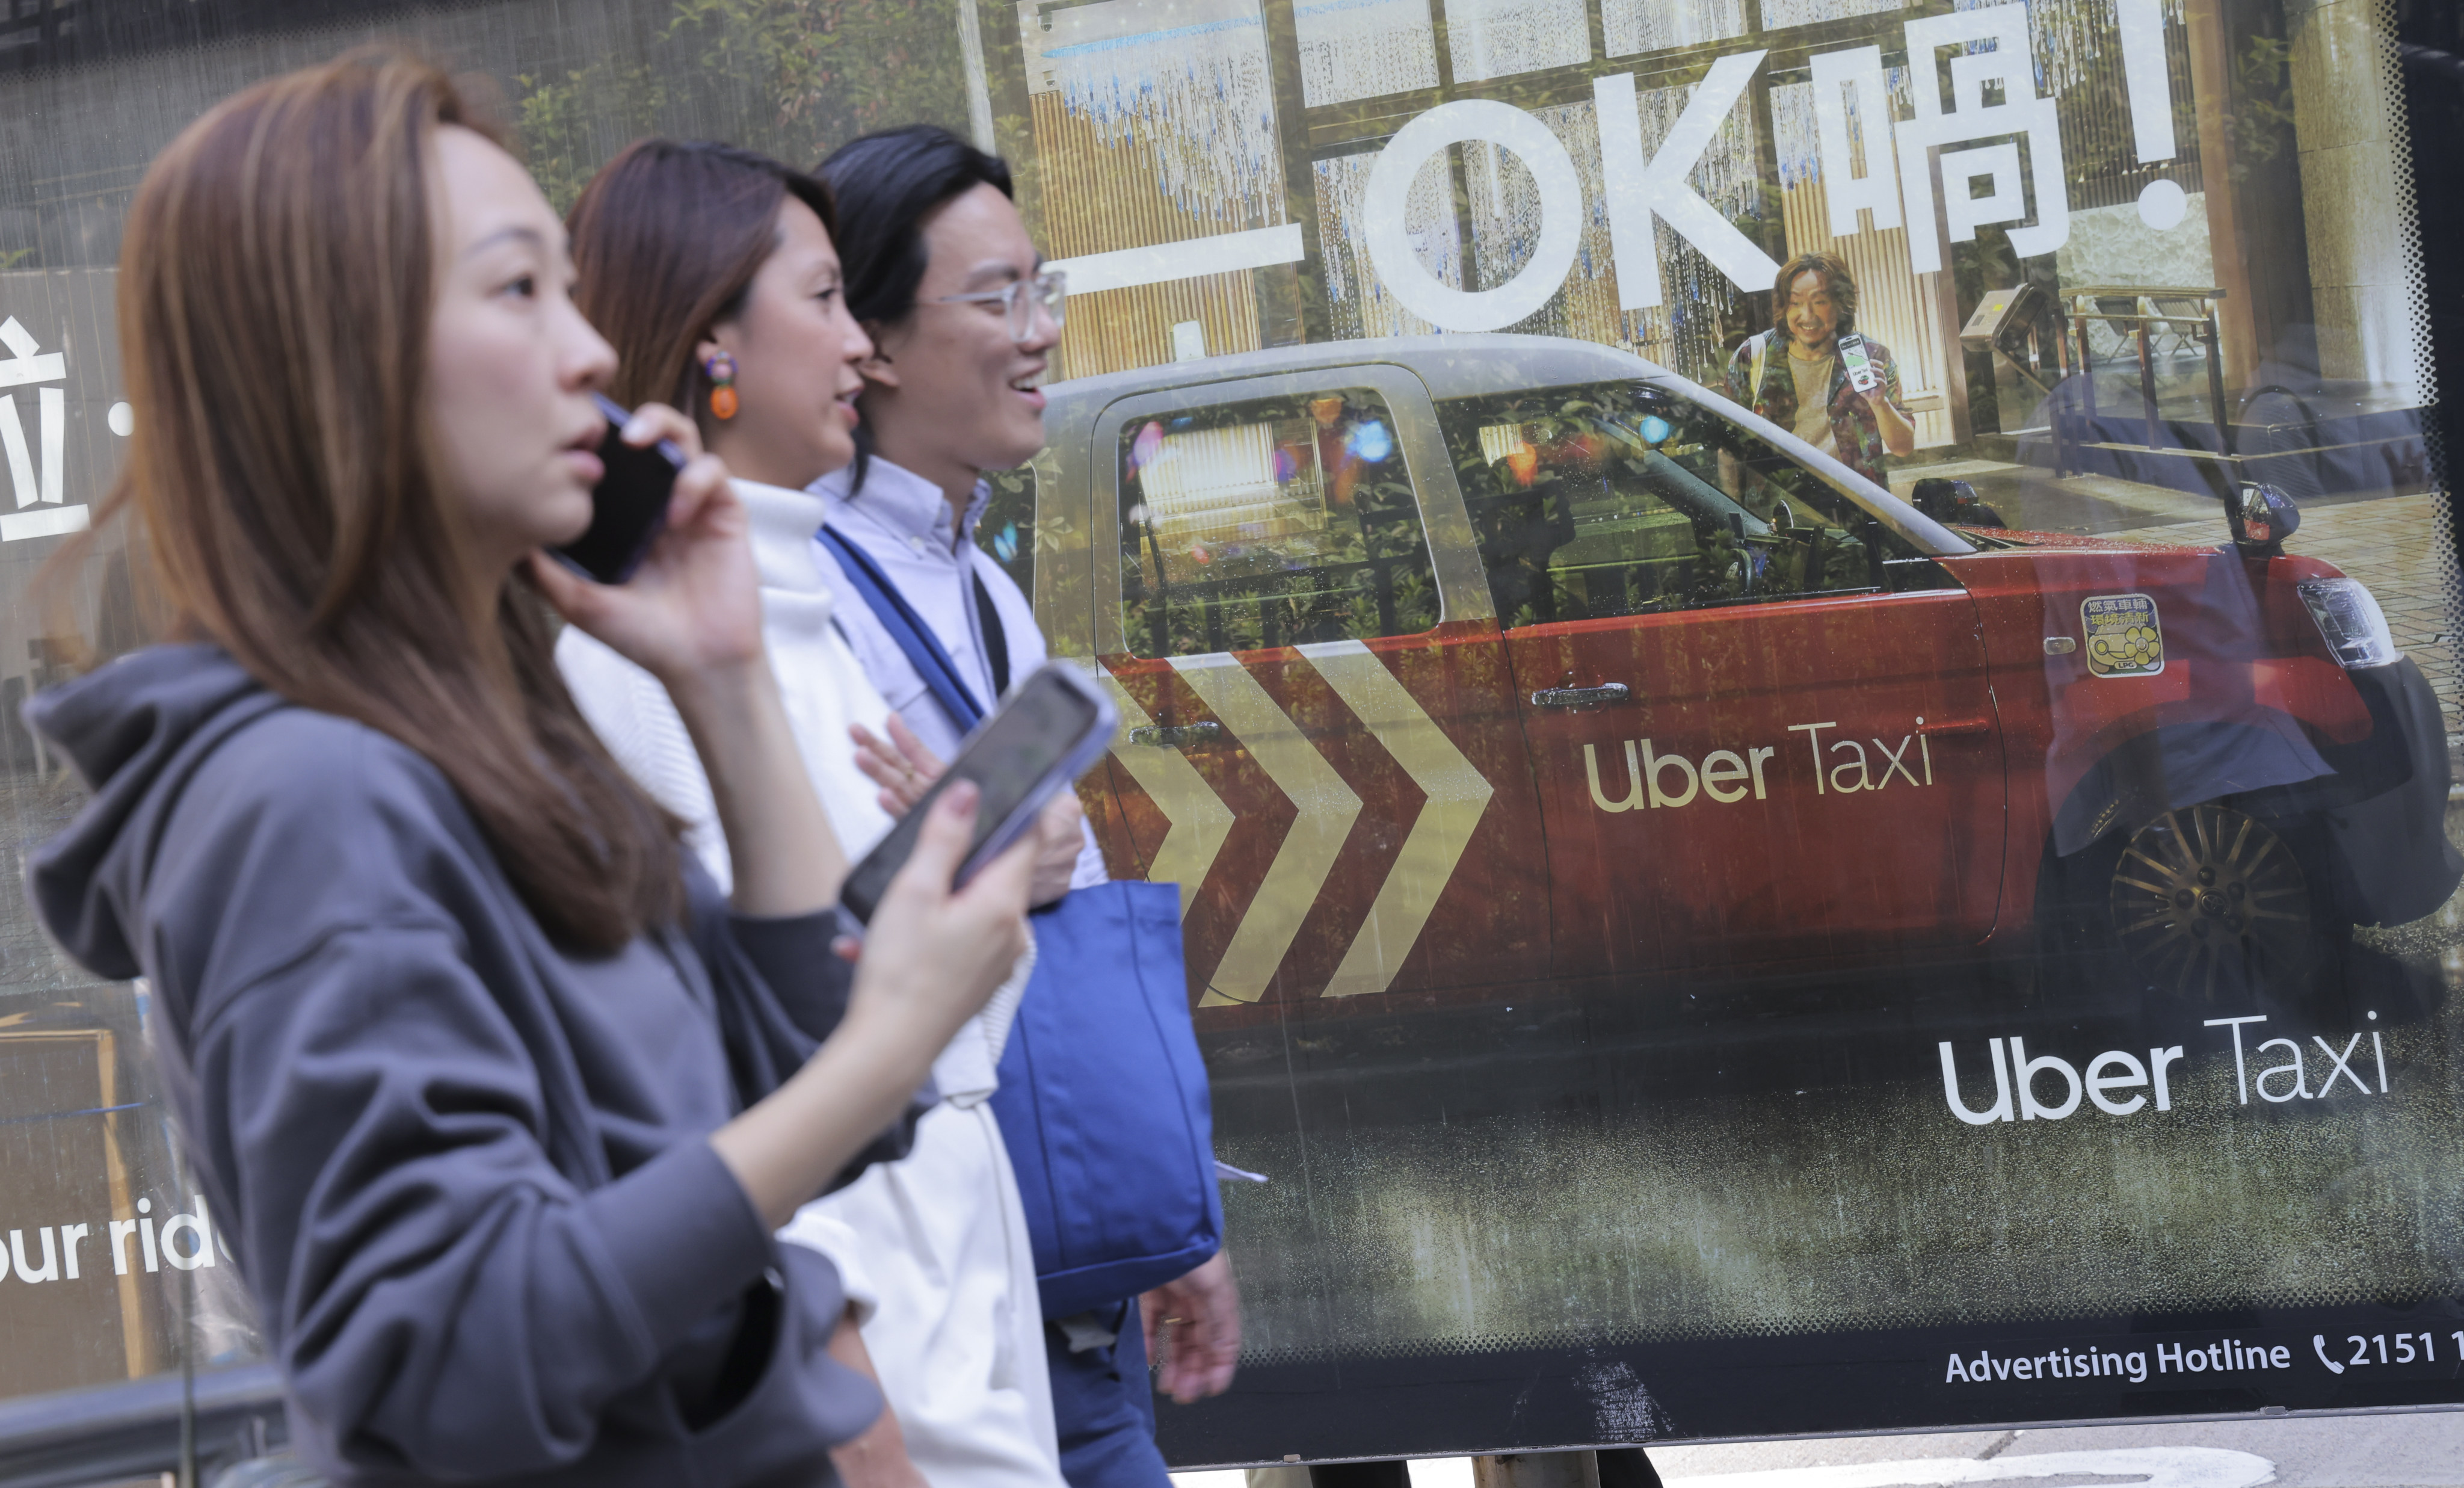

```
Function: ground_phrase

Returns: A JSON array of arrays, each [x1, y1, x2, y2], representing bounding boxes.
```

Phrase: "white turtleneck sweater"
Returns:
[[556, 477, 1062, 1488]]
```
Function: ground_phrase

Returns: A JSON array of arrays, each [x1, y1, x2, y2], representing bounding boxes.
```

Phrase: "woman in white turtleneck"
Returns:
[[554, 140, 1082, 1488]]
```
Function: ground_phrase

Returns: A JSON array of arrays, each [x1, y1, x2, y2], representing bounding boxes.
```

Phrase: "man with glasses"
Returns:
[[813, 126, 1243, 1488], [941, 265, 1070, 343]]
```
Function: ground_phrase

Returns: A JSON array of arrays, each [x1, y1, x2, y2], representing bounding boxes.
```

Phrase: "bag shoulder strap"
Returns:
[[972, 569, 1011, 700], [818, 524, 987, 730]]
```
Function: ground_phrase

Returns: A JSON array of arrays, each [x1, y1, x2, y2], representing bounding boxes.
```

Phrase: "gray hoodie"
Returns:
[[26, 643, 890, 1486]]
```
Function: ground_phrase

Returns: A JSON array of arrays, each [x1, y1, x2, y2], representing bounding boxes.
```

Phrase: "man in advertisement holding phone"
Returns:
[[1725, 251, 1916, 488]]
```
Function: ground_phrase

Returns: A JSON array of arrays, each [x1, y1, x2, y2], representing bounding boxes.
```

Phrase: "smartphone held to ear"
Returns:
[[839, 664, 1118, 927], [553, 392, 685, 585]]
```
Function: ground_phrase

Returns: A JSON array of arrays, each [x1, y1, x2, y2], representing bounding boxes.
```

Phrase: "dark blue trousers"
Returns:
[[1047, 1301, 1170, 1488]]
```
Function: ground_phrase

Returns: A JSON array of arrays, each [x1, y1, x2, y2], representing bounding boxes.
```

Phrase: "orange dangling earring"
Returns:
[[705, 350, 739, 421]]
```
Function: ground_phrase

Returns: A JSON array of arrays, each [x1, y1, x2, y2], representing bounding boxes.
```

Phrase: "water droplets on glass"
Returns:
[[1462, 100, 1610, 335], [1446, 0, 1592, 84], [1942, 0, 2182, 100], [1770, 67, 1913, 188], [1760, 0, 1908, 30], [1029, 0, 1287, 229], [1601, 0, 1748, 58], [1294, 0, 1439, 107], [1315, 149, 1462, 339], [1625, 80, 1766, 382]]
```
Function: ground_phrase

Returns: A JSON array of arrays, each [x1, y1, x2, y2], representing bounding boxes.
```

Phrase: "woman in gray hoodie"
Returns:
[[23, 50, 1033, 1486]]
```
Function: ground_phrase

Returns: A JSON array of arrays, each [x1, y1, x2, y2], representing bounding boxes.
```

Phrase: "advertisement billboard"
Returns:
[[967, 0, 2464, 1457], [0, 0, 2458, 1461]]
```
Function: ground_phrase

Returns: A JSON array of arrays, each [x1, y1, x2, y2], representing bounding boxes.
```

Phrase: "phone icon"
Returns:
[[2312, 1335, 2344, 1374]]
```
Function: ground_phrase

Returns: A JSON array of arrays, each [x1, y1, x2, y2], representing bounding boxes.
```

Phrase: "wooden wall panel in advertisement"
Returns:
[[0, 1026, 168, 1397]]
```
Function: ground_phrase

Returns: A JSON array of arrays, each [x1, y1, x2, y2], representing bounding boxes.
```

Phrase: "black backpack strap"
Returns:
[[973, 569, 1011, 700]]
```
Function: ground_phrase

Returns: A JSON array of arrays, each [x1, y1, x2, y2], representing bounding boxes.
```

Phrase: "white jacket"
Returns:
[[556, 478, 1062, 1488]]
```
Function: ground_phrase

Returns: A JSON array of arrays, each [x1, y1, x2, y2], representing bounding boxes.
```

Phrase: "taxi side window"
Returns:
[[1435, 381, 1923, 628], [1117, 388, 1439, 658]]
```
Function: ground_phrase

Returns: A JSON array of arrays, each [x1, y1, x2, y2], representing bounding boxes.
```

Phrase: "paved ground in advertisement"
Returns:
[[1614, 477, 2464, 1483], [1574, 475, 2464, 1481], [1171, 474, 2464, 1488], [1177, 1409, 2464, 1488]]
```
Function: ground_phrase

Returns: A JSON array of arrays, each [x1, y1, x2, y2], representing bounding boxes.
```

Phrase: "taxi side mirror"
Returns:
[[1911, 477, 2006, 529], [2229, 482, 2301, 556]]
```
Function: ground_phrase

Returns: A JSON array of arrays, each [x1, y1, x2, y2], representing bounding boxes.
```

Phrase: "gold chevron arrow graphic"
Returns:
[[1299, 641, 1495, 998], [1095, 662, 1233, 918], [1169, 654, 1361, 1005]]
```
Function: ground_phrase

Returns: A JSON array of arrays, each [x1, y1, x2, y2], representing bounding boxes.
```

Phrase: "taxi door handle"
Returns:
[[1530, 683, 1631, 709], [1915, 716, 1992, 736], [1127, 721, 1222, 749]]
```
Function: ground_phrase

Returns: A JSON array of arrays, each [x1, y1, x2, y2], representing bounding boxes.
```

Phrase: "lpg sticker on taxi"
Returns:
[[2081, 593, 2164, 678]]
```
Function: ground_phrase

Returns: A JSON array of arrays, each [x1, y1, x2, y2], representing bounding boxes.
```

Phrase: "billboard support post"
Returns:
[[1473, 1452, 1603, 1488]]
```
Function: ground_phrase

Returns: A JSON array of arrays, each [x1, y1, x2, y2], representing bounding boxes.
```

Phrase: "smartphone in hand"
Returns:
[[552, 393, 686, 585], [839, 664, 1118, 925], [1838, 333, 1880, 395]]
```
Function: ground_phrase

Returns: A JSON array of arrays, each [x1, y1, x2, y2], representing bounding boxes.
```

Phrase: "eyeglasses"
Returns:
[[934, 268, 1067, 342]]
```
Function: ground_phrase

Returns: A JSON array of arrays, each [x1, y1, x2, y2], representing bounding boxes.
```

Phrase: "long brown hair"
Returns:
[[102, 48, 679, 950], [568, 140, 836, 436]]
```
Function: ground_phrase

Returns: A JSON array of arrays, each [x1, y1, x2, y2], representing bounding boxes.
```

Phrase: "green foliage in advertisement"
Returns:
[[511, 0, 972, 217], [517, 61, 670, 216], [665, 0, 970, 165], [2229, 34, 2300, 181]]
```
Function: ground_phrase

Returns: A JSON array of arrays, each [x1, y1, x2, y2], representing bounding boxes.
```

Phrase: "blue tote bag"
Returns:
[[819, 526, 1223, 1317]]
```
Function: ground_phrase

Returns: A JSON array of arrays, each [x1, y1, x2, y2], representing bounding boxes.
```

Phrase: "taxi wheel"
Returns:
[[2103, 804, 2326, 1001]]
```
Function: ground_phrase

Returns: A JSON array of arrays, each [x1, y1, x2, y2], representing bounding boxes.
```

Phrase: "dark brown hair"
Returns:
[[567, 140, 836, 439], [99, 48, 680, 950], [1773, 250, 1859, 337]]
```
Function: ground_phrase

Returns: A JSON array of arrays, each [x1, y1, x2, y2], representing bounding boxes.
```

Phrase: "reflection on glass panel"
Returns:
[[1463, 100, 1625, 345], [1624, 78, 1764, 384], [1314, 150, 1461, 339], [0, 261, 266, 1407], [1601, 0, 1748, 57], [1293, 0, 1439, 106], [1439, 380, 1924, 626], [0, 0, 987, 1424], [1022, 0, 1286, 378], [1026, 0, 1282, 226], [1758, 0, 1906, 28], [1119, 390, 1437, 656], [978, 466, 1041, 603], [1444, 0, 1591, 83]]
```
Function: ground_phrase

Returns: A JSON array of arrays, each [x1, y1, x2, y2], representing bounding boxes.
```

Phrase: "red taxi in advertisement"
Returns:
[[986, 336, 2459, 1014]]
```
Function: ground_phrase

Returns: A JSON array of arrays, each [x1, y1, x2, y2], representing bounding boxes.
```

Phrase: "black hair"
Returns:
[[821, 125, 1013, 325], [817, 125, 1015, 491]]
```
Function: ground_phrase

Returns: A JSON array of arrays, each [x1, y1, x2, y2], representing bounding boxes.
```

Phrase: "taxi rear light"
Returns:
[[2296, 577, 2400, 668]]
